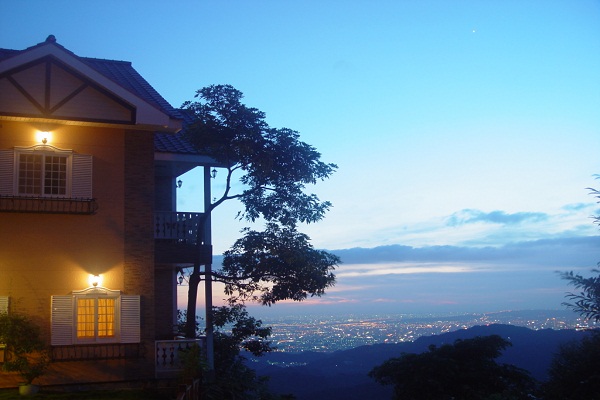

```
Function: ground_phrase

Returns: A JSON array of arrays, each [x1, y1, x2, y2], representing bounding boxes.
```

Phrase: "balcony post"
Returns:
[[203, 166, 214, 373]]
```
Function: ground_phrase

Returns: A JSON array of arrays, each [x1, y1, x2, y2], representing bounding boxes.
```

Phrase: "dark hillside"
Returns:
[[254, 324, 591, 400]]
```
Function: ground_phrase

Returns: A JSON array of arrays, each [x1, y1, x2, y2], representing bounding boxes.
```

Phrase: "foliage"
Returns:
[[175, 309, 201, 337], [178, 343, 206, 381], [0, 313, 49, 384], [178, 305, 293, 400], [183, 84, 337, 226], [219, 223, 338, 305], [212, 304, 274, 358], [0, 389, 173, 400], [181, 84, 338, 338], [541, 331, 600, 400], [559, 269, 600, 321], [558, 183, 600, 321], [369, 335, 535, 400]]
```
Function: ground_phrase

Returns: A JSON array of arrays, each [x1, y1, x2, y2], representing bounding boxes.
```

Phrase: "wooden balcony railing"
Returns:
[[155, 212, 203, 244]]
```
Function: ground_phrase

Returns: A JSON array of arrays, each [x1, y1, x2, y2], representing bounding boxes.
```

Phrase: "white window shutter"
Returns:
[[71, 153, 93, 199], [51, 295, 73, 345], [120, 295, 140, 343], [0, 149, 14, 196], [0, 296, 9, 314]]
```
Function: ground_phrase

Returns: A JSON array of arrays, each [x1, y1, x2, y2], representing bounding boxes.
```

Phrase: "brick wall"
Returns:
[[123, 131, 155, 361], [154, 268, 177, 339]]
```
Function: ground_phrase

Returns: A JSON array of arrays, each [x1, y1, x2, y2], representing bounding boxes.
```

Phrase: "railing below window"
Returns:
[[155, 338, 205, 378], [155, 212, 203, 244], [51, 343, 141, 361], [0, 196, 98, 214]]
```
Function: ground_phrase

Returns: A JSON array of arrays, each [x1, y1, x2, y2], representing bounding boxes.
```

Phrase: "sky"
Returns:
[[2, 1, 600, 318]]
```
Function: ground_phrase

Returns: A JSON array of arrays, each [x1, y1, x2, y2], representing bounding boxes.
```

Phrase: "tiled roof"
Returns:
[[155, 110, 200, 154], [80, 57, 182, 120], [0, 36, 202, 155], [0, 48, 19, 60], [155, 131, 197, 154], [0, 36, 182, 121]]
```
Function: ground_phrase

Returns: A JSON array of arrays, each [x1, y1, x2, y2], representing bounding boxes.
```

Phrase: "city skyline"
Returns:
[[3, 1, 599, 316]]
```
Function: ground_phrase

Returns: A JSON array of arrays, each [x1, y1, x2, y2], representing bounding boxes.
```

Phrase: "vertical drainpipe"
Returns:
[[204, 165, 215, 372]]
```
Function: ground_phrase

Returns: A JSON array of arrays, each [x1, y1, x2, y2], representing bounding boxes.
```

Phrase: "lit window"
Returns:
[[76, 297, 116, 342], [51, 290, 140, 346], [0, 296, 9, 314]]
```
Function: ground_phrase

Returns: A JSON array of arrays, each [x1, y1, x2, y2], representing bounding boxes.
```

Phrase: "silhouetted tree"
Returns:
[[559, 182, 600, 321], [559, 269, 600, 321], [541, 332, 600, 400], [546, 180, 600, 399], [178, 304, 294, 400], [219, 223, 338, 305], [369, 335, 535, 400], [181, 84, 338, 338]]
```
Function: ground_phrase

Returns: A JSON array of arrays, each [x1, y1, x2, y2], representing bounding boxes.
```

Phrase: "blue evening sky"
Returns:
[[2, 1, 599, 316]]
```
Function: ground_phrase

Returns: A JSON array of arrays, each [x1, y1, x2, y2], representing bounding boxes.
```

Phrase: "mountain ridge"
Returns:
[[251, 324, 592, 400]]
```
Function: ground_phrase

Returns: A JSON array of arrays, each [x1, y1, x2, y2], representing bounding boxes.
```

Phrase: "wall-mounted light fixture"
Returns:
[[36, 131, 51, 145], [211, 168, 217, 179], [88, 274, 102, 288], [177, 268, 185, 285], [176, 179, 183, 189]]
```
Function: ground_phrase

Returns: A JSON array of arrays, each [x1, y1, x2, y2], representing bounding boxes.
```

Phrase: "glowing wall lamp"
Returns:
[[36, 131, 51, 145], [88, 274, 102, 288]]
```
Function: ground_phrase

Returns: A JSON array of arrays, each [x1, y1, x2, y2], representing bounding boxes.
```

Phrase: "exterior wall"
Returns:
[[0, 122, 125, 336], [154, 175, 176, 211], [0, 121, 155, 354], [155, 267, 177, 339], [123, 131, 156, 356]]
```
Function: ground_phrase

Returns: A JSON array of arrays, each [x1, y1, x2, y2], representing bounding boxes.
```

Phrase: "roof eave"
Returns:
[[0, 41, 177, 131]]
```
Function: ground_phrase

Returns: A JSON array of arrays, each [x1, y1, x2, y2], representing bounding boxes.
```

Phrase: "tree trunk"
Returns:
[[185, 263, 201, 338]]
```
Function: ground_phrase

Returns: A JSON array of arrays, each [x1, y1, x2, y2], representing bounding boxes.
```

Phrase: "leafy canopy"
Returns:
[[542, 332, 600, 400], [559, 182, 600, 321], [183, 84, 337, 226], [219, 223, 338, 305], [369, 335, 535, 400], [559, 269, 600, 321], [178, 305, 288, 400]]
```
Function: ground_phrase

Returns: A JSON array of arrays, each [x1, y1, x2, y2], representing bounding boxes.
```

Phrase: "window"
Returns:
[[0, 296, 8, 314], [18, 152, 68, 196], [51, 289, 140, 346], [0, 146, 92, 199], [76, 297, 116, 342]]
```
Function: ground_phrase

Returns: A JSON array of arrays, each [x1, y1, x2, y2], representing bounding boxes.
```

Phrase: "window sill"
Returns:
[[0, 196, 98, 215]]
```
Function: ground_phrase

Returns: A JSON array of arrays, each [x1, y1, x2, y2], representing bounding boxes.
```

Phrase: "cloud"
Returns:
[[447, 209, 548, 226], [337, 263, 474, 278], [562, 203, 594, 212], [332, 236, 600, 270]]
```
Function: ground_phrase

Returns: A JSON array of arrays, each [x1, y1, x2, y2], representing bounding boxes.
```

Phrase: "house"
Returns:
[[0, 36, 211, 386]]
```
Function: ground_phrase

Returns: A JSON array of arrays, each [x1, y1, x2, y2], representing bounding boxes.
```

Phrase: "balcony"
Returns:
[[154, 211, 212, 264], [155, 338, 205, 379]]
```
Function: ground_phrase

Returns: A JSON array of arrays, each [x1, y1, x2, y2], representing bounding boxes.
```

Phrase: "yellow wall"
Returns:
[[0, 121, 132, 336]]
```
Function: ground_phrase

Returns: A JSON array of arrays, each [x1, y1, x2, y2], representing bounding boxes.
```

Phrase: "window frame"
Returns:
[[14, 146, 73, 198], [74, 292, 120, 344], [0, 296, 8, 314], [51, 288, 140, 346], [0, 145, 93, 201]]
